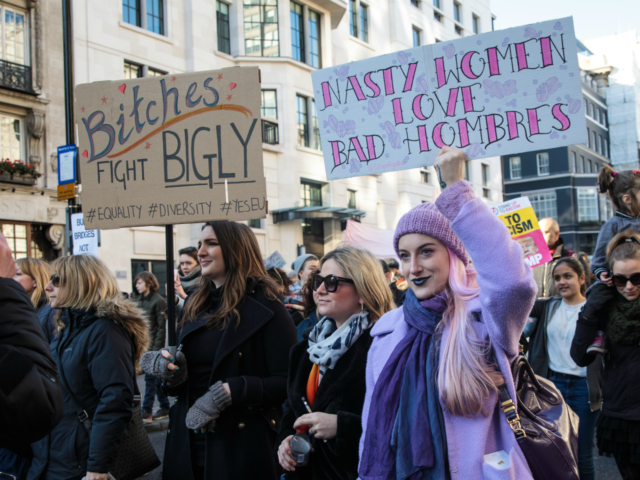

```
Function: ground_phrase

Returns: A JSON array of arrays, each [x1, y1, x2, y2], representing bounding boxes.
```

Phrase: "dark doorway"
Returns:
[[302, 219, 324, 259]]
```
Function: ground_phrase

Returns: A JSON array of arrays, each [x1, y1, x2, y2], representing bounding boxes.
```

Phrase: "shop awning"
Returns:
[[271, 205, 366, 224]]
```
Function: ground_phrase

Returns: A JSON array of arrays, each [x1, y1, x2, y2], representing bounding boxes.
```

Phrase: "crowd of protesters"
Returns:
[[2, 146, 640, 480]]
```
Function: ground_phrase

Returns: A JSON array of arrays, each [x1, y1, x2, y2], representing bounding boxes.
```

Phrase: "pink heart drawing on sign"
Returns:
[[229, 82, 237, 90], [82, 150, 89, 158], [118, 84, 126, 94]]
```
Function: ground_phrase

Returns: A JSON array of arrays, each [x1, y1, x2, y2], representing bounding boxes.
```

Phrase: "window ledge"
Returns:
[[263, 143, 285, 153], [233, 56, 318, 72], [214, 50, 235, 62], [349, 35, 374, 51], [296, 145, 323, 156], [118, 21, 174, 45]]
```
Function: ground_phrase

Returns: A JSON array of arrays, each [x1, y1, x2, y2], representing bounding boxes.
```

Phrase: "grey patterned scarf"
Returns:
[[307, 311, 371, 384]]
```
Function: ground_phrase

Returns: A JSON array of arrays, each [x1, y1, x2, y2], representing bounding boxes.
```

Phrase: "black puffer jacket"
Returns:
[[0, 278, 63, 452], [29, 302, 148, 480]]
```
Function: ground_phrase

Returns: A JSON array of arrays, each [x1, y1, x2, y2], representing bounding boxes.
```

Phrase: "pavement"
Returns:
[[136, 375, 623, 480]]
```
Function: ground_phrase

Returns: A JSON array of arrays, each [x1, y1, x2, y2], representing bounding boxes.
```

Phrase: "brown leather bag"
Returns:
[[498, 355, 580, 480]]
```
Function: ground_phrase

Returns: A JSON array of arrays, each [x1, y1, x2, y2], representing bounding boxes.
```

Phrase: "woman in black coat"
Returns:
[[28, 255, 149, 480], [276, 246, 395, 480], [141, 221, 297, 480], [571, 231, 640, 480]]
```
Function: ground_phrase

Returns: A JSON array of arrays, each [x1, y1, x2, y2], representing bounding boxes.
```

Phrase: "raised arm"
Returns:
[[434, 147, 537, 356]]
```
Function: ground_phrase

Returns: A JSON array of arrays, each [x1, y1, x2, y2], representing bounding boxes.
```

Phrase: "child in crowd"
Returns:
[[587, 165, 640, 353]]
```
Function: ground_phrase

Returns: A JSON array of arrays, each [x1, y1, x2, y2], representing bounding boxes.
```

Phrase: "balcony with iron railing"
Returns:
[[262, 119, 279, 145], [0, 59, 34, 95]]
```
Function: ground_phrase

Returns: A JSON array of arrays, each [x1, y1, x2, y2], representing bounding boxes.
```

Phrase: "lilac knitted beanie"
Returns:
[[393, 202, 469, 265]]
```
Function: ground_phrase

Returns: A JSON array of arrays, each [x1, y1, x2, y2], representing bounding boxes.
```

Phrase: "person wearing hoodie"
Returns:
[[28, 255, 149, 480], [359, 146, 537, 480]]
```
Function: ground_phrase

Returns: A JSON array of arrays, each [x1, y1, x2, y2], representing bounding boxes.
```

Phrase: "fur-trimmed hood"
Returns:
[[96, 299, 150, 364]]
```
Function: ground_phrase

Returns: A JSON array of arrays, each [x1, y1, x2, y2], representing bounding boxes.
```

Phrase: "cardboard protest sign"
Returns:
[[492, 197, 551, 268], [311, 17, 586, 180], [71, 213, 99, 257], [264, 250, 286, 270], [75, 66, 267, 229]]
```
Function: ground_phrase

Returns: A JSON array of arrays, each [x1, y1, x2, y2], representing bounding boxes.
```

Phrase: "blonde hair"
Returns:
[[320, 246, 395, 322], [16, 257, 50, 308]]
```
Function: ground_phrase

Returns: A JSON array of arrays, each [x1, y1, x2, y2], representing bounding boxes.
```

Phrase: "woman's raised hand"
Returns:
[[434, 146, 466, 189]]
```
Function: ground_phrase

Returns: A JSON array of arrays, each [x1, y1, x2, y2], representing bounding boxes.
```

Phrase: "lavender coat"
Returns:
[[359, 181, 537, 480]]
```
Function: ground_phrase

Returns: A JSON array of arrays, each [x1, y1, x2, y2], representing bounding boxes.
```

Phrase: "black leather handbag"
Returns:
[[498, 355, 580, 480], [57, 343, 161, 480]]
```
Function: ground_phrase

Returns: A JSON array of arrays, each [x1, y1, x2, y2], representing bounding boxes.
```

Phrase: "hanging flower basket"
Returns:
[[0, 159, 40, 185]]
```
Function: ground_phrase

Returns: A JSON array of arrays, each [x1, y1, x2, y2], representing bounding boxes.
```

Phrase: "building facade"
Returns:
[[0, 0, 68, 262], [501, 43, 613, 255], [73, 0, 503, 292]]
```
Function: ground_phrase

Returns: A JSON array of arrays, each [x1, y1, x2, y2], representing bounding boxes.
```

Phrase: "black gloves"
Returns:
[[582, 282, 616, 320]]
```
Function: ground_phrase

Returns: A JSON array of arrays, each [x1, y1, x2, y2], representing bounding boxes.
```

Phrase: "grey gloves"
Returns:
[[185, 381, 232, 432], [140, 349, 188, 386]]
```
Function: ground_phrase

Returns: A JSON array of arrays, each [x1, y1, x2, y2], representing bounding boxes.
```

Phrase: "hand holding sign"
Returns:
[[434, 146, 466, 188]]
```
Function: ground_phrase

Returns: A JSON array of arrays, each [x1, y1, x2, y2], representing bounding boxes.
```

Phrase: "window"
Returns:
[[311, 100, 321, 150], [290, 2, 304, 62], [349, 0, 357, 37], [586, 128, 591, 148], [472, 14, 480, 34], [453, 2, 461, 22], [529, 192, 557, 220], [536, 152, 550, 176], [455, 25, 463, 35], [124, 61, 142, 79], [420, 170, 430, 183], [359, 3, 368, 42], [587, 159, 592, 173], [601, 110, 607, 127], [571, 152, 576, 172], [578, 188, 599, 222], [434, 10, 443, 22], [411, 0, 420, 6], [598, 134, 603, 155], [580, 155, 585, 173], [592, 131, 597, 152], [348, 190, 357, 209], [509, 156, 521, 179], [0, 115, 23, 162], [433, 0, 440, 8], [308, 10, 321, 68], [464, 160, 470, 181], [146, 0, 164, 35], [1, 223, 27, 259], [603, 138, 608, 158], [261, 89, 278, 144], [412, 27, 421, 47], [244, 0, 279, 57], [147, 67, 165, 76], [491, 15, 495, 31], [123, 0, 140, 27], [433, 0, 442, 21], [600, 194, 613, 222], [248, 219, 263, 229], [301, 182, 322, 207], [217, 1, 231, 54], [297, 94, 309, 147], [589, 103, 594, 118], [482, 164, 490, 198], [1, 7, 27, 65]]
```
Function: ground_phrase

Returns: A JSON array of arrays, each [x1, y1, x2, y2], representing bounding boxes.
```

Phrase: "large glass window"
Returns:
[[244, 0, 279, 57], [453, 2, 461, 22], [592, 131, 597, 152], [509, 156, 521, 179], [529, 192, 557, 220], [0, 115, 23, 162], [217, 1, 231, 54], [537, 152, 549, 176], [2, 7, 26, 65], [311, 100, 321, 151], [123, 0, 141, 27], [297, 94, 309, 147], [578, 188, 599, 222], [308, 10, 321, 68], [124, 61, 142, 79], [348, 190, 357, 209], [261, 90, 277, 119], [146, 0, 164, 35], [290, 2, 304, 62], [349, 0, 357, 37], [603, 138, 608, 158], [1, 223, 27, 259], [571, 152, 576, 172], [359, 3, 368, 42], [472, 14, 480, 34], [412, 27, 421, 47], [301, 182, 322, 206]]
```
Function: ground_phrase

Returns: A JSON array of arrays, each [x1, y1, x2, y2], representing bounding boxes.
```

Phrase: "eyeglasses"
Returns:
[[50, 274, 60, 287], [611, 273, 640, 288], [179, 246, 197, 253], [312, 274, 355, 293]]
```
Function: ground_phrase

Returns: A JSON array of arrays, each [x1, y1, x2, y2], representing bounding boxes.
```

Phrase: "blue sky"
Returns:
[[490, 0, 640, 41]]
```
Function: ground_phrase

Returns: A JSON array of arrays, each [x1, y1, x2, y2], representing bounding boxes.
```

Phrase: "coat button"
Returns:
[[238, 423, 245, 429], [239, 352, 243, 358], [271, 419, 276, 426]]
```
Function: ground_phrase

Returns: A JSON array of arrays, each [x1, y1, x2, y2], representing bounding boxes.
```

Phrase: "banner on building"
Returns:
[[75, 66, 267, 229], [492, 197, 551, 268], [311, 17, 587, 180], [71, 213, 99, 257]]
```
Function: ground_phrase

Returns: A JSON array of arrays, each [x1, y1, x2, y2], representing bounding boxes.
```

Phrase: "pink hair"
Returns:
[[437, 248, 504, 417]]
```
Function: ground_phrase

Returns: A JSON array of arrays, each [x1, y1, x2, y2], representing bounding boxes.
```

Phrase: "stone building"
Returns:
[[73, 0, 503, 292]]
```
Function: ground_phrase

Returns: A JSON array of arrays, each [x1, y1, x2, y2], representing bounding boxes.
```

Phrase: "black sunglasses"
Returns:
[[50, 274, 60, 287], [611, 273, 640, 288], [312, 274, 355, 293], [179, 246, 197, 253]]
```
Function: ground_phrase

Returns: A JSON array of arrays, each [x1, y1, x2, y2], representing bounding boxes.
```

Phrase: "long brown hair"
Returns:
[[553, 257, 587, 295], [181, 222, 280, 329], [597, 164, 640, 215], [133, 271, 159, 295]]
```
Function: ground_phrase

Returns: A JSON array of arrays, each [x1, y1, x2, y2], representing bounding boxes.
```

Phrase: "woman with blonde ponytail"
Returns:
[[359, 146, 537, 480]]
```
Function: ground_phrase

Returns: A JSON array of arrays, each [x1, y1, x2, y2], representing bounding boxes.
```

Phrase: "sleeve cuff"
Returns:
[[435, 180, 475, 222], [226, 376, 245, 404]]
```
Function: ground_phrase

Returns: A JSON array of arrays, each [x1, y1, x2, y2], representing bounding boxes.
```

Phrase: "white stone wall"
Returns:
[[74, 0, 502, 290]]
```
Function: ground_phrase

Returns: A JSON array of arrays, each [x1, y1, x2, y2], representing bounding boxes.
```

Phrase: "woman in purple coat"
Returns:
[[359, 146, 538, 480]]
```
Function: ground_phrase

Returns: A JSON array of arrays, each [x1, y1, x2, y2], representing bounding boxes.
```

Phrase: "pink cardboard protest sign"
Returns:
[[491, 197, 552, 268], [311, 17, 586, 180]]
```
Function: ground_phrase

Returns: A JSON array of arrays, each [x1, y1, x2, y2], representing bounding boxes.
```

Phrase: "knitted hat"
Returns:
[[291, 253, 318, 276], [393, 202, 469, 265]]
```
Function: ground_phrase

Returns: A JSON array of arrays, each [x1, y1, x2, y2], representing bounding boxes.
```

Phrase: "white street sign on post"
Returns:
[[71, 213, 99, 257]]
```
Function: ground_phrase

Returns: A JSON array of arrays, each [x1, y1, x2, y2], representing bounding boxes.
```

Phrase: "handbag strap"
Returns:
[[498, 384, 527, 440]]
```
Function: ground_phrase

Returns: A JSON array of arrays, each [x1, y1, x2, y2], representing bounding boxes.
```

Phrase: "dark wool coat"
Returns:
[[138, 292, 167, 351], [162, 280, 298, 480], [275, 332, 373, 480]]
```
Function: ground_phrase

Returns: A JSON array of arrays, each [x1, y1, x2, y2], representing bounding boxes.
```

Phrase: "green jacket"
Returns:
[[138, 292, 167, 351]]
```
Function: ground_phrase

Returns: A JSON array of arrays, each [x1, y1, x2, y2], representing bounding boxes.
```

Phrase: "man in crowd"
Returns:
[[532, 217, 573, 298]]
